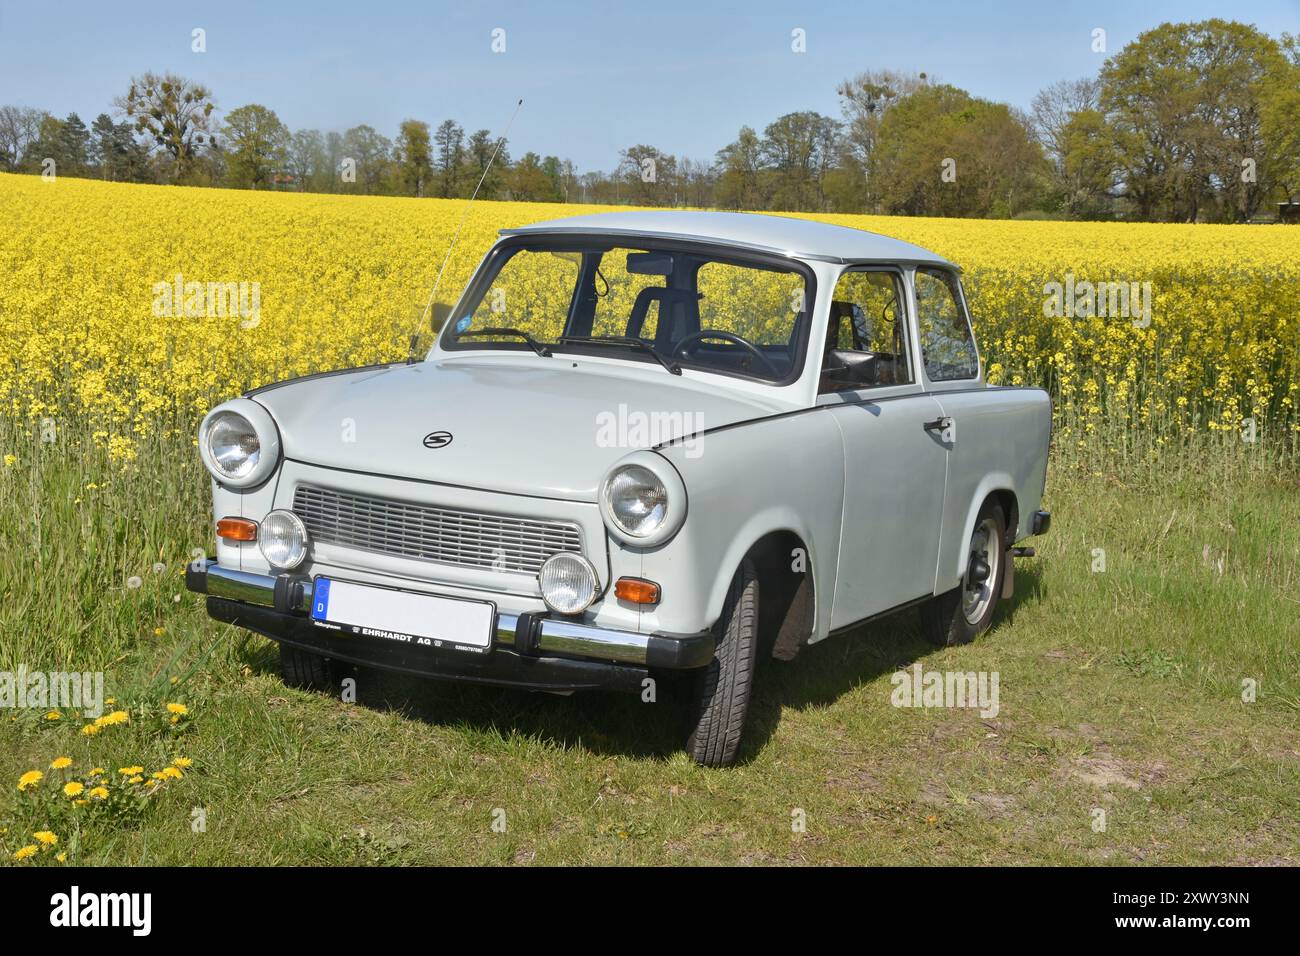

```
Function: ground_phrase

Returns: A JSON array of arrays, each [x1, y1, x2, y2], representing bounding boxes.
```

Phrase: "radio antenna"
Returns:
[[408, 98, 524, 363]]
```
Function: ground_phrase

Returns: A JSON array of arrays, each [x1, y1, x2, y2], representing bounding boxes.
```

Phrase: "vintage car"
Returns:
[[186, 211, 1051, 766]]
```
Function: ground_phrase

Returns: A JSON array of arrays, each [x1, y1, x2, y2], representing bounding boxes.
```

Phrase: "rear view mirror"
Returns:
[[626, 252, 673, 276]]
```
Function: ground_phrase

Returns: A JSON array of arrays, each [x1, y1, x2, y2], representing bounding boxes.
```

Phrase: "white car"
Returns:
[[187, 211, 1051, 766]]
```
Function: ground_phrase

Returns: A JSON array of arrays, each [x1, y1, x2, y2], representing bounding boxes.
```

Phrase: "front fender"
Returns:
[[634, 410, 845, 641]]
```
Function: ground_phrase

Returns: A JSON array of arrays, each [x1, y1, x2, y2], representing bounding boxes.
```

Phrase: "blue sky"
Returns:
[[1, 0, 1296, 170]]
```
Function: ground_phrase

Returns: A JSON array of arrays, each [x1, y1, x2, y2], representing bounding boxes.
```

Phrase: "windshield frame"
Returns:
[[435, 233, 819, 388]]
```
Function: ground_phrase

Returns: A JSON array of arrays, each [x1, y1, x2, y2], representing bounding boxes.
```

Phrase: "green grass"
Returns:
[[1, 422, 1297, 865]]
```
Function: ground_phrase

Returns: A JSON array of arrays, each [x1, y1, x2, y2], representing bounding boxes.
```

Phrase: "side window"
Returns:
[[916, 268, 978, 381], [819, 270, 911, 393]]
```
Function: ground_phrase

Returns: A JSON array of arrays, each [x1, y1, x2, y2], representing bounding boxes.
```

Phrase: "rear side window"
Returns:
[[916, 268, 978, 381]]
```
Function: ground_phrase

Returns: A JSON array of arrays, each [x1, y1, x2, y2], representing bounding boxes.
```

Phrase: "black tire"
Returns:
[[687, 558, 760, 767], [920, 500, 1007, 647], [278, 643, 335, 692]]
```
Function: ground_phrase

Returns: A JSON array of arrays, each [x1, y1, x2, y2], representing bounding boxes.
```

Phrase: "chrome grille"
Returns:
[[292, 485, 582, 575]]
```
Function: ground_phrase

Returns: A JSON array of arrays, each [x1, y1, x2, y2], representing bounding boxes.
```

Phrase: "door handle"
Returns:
[[924, 416, 955, 443]]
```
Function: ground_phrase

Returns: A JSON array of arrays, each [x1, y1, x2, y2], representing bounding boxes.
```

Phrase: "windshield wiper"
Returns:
[[557, 335, 682, 375], [458, 327, 552, 357]]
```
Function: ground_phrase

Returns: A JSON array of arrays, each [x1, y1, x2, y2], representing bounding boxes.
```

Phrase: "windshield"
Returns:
[[440, 239, 814, 384]]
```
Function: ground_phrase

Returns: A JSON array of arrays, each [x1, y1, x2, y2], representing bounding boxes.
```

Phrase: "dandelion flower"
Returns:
[[173, 757, 193, 768], [166, 702, 188, 715], [13, 845, 38, 861], [44, 710, 61, 720], [17, 770, 43, 791], [56, 852, 67, 863], [33, 831, 58, 847], [127, 775, 144, 785], [81, 723, 100, 736], [50, 757, 73, 770], [63, 781, 85, 797], [118, 766, 144, 776], [89, 786, 109, 799]]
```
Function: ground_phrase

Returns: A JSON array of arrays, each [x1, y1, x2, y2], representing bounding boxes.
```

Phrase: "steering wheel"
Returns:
[[675, 329, 781, 378]]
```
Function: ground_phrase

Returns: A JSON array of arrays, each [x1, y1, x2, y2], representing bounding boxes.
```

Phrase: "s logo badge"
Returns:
[[422, 431, 453, 449]]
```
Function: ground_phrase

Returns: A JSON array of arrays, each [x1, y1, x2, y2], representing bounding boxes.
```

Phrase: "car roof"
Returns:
[[500, 210, 956, 268]]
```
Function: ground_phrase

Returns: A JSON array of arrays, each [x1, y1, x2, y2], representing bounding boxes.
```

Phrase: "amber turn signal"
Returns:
[[216, 516, 258, 542], [614, 577, 661, 605]]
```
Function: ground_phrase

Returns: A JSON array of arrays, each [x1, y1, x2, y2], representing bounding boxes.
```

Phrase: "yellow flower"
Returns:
[[160, 766, 183, 780], [17, 770, 43, 791], [44, 710, 61, 720], [13, 845, 38, 861], [89, 767, 105, 776], [56, 852, 67, 863], [93, 710, 129, 728], [80, 723, 100, 736], [118, 766, 144, 776], [127, 775, 144, 784], [63, 781, 85, 797], [33, 831, 58, 847], [89, 786, 109, 799], [2, 454, 16, 467], [50, 756, 73, 770], [173, 757, 193, 768], [166, 702, 188, 715], [153, 627, 165, 637]]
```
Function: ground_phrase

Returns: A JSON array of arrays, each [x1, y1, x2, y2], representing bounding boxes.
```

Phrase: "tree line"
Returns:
[[2, 19, 1296, 222]]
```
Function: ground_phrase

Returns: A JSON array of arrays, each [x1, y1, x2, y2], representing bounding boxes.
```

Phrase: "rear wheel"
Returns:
[[279, 643, 336, 692], [686, 558, 760, 767], [920, 500, 1007, 647]]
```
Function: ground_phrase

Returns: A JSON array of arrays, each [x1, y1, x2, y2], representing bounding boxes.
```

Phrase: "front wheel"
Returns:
[[279, 643, 336, 692], [920, 500, 1007, 647], [686, 558, 760, 767]]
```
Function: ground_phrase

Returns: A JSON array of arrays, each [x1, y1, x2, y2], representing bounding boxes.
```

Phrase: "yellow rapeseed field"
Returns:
[[1, 173, 1296, 464]]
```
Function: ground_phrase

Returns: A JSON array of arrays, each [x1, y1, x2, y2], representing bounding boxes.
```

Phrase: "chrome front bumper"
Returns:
[[186, 560, 712, 670]]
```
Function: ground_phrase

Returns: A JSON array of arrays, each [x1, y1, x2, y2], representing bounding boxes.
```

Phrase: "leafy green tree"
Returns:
[[222, 104, 289, 189], [760, 111, 841, 211], [1099, 19, 1288, 221], [287, 129, 327, 191], [462, 128, 509, 199], [508, 152, 556, 201], [340, 124, 392, 194], [617, 144, 675, 205], [395, 119, 433, 197], [431, 119, 462, 197], [870, 84, 1047, 217], [714, 126, 764, 209], [116, 72, 215, 182]]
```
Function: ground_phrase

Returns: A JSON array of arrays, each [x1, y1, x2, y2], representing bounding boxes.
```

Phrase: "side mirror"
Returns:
[[430, 302, 454, 331]]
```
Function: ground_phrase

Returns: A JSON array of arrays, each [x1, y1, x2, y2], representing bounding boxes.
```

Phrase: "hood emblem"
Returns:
[[422, 431, 453, 449]]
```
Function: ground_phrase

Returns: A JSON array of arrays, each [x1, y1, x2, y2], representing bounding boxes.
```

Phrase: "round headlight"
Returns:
[[538, 552, 599, 615], [198, 398, 281, 489], [206, 411, 260, 480], [603, 465, 668, 539], [259, 510, 310, 570]]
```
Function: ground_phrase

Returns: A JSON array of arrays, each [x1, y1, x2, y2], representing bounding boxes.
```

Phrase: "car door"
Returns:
[[819, 267, 948, 630]]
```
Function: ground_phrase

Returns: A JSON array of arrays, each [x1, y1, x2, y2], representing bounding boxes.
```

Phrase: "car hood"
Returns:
[[249, 355, 790, 501]]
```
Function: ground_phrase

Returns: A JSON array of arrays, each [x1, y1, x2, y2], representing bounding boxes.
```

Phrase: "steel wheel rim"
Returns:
[[961, 517, 1000, 625]]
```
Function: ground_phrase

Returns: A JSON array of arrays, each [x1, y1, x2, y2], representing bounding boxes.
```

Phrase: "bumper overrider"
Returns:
[[186, 561, 714, 693]]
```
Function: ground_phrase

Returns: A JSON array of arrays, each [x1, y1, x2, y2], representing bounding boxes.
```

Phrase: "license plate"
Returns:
[[310, 577, 494, 651]]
